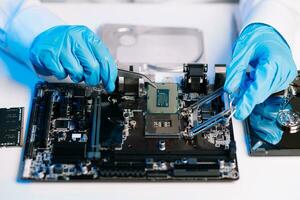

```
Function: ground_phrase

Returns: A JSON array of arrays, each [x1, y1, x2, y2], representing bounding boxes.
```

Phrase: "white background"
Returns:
[[0, 2, 300, 200]]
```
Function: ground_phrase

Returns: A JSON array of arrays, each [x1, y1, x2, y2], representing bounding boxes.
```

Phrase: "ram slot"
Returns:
[[87, 97, 101, 160]]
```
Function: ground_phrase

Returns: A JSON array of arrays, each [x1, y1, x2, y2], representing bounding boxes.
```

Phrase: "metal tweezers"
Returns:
[[118, 69, 157, 88], [185, 88, 235, 138]]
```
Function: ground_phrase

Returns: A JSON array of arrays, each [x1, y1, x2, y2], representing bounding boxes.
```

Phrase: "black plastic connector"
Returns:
[[183, 64, 208, 94]]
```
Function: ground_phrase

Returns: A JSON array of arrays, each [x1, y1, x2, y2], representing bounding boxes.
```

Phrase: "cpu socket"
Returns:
[[145, 83, 181, 138]]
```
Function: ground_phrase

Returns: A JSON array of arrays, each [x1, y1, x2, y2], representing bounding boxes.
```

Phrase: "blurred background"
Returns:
[[41, 0, 238, 3]]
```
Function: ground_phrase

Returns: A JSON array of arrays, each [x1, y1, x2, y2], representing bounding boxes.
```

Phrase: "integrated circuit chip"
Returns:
[[147, 83, 179, 114], [0, 107, 24, 147]]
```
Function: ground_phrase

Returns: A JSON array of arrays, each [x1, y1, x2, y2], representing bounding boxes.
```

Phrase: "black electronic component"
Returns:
[[183, 63, 208, 94], [117, 74, 139, 96], [33, 90, 53, 148], [214, 64, 227, 90], [52, 142, 87, 163], [0, 107, 24, 147], [54, 119, 72, 129], [20, 64, 239, 181], [73, 88, 86, 97]]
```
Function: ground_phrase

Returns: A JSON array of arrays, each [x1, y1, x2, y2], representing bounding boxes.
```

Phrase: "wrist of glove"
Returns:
[[29, 25, 117, 92], [224, 23, 297, 120]]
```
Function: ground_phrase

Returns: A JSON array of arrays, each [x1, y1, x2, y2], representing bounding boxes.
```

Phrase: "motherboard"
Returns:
[[20, 64, 239, 181]]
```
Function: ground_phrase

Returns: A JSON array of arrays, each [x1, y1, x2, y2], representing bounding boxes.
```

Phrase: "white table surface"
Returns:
[[1, 2, 300, 200]]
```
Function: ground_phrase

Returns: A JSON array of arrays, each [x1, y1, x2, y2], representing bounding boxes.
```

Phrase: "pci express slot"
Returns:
[[87, 97, 101, 159], [172, 162, 220, 177]]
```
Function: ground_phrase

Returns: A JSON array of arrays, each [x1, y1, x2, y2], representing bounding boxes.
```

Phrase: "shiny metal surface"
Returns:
[[277, 110, 300, 134], [118, 68, 157, 88], [99, 24, 205, 73]]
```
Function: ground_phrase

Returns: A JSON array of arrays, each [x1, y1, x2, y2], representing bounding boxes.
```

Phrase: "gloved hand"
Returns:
[[249, 96, 292, 145], [224, 23, 297, 120], [30, 25, 117, 92]]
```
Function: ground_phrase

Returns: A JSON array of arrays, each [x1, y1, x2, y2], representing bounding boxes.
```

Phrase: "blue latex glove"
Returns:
[[30, 25, 117, 92], [224, 23, 297, 120], [249, 96, 292, 145]]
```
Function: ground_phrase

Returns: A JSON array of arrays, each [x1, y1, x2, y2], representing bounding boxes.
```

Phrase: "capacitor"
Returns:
[[81, 165, 88, 175], [158, 140, 166, 151], [130, 120, 137, 129], [123, 112, 130, 121]]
